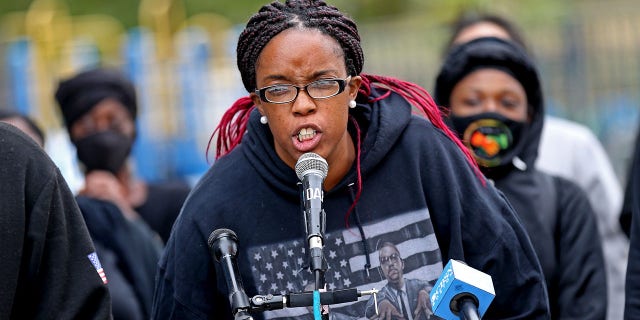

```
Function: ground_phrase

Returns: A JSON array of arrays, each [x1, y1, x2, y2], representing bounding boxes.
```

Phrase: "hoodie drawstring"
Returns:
[[348, 182, 372, 278]]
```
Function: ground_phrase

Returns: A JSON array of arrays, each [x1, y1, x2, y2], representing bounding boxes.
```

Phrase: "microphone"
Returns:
[[295, 152, 329, 285], [208, 228, 253, 320], [430, 259, 495, 320]]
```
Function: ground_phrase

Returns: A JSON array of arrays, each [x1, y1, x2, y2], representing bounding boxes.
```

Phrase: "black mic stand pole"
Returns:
[[308, 224, 327, 290], [458, 297, 481, 320], [307, 212, 328, 320], [297, 176, 329, 319]]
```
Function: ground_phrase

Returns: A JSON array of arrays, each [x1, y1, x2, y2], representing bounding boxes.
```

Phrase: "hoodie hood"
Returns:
[[240, 86, 413, 195], [433, 37, 544, 170]]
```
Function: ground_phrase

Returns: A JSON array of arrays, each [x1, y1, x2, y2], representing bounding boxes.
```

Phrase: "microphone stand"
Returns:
[[249, 288, 379, 313], [297, 177, 329, 319], [308, 218, 327, 291], [458, 297, 481, 320], [307, 215, 328, 320]]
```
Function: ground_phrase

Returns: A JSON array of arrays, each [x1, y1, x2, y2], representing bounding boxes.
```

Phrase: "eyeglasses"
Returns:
[[255, 76, 351, 104], [380, 253, 401, 266]]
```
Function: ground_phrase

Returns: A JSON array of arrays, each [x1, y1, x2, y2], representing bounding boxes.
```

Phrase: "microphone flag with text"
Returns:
[[430, 259, 495, 320], [295, 152, 329, 287], [208, 228, 253, 320]]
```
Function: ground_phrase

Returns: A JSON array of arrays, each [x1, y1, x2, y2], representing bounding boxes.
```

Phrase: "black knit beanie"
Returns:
[[54, 68, 138, 131]]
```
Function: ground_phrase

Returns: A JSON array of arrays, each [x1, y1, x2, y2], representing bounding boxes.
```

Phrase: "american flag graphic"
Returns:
[[246, 209, 443, 319], [87, 252, 108, 284]]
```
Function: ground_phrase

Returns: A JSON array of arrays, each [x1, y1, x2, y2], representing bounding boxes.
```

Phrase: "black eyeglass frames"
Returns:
[[255, 76, 351, 104]]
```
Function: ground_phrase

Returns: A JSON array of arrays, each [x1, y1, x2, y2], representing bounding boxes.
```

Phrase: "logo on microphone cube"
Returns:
[[430, 260, 495, 319], [305, 187, 323, 201]]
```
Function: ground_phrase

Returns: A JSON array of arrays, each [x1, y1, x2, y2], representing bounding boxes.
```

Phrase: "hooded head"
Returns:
[[434, 37, 544, 175]]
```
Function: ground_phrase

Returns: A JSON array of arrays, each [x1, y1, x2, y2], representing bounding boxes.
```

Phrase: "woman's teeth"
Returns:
[[298, 128, 316, 142]]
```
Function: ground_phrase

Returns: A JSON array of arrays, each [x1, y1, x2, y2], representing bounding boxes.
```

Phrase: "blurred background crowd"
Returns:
[[0, 0, 637, 190]]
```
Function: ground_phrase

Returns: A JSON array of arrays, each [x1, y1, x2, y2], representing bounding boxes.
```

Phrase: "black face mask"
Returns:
[[74, 130, 133, 174], [449, 112, 526, 168]]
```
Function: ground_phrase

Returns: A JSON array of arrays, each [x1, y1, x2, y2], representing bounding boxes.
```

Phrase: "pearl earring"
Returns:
[[260, 115, 268, 124], [349, 100, 357, 109]]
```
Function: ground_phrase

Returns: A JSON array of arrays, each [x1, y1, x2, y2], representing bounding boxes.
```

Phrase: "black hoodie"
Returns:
[[152, 87, 549, 319], [434, 37, 607, 319]]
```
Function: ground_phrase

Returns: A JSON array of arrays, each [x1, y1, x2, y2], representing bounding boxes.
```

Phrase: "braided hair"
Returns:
[[236, 0, 363, 93]]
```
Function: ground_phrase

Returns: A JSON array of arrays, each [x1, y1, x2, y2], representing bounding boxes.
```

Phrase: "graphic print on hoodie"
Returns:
[[247, 209, 442, 319]]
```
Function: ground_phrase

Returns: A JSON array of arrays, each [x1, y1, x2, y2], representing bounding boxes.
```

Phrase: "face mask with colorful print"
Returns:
[[449, 112, 526, 168]]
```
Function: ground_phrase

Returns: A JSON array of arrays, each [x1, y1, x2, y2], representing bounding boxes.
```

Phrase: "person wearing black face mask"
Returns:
[[434, 37, 607, 320], [55, 68, 141, 220], [54, 67, 191, 320], [55, 67, 190, 242]]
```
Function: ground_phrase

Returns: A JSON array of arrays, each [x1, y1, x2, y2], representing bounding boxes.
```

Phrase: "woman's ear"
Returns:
[[250, 92, 264, 115], [348, 75, 362, 101]]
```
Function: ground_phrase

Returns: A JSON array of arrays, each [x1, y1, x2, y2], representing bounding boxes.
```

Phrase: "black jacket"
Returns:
[[78, 196, 163, 320], [0, 123, 112, 319]]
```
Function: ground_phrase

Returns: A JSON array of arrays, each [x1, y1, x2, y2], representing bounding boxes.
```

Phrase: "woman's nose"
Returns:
[[291, 89, 317, 115]]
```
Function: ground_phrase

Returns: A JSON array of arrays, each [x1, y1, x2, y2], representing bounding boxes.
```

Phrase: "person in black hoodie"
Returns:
[[443, 14, 627, 319], [0, 122, 112, 319], [434, 36, 607, 319], [152, 1, 550, 319]]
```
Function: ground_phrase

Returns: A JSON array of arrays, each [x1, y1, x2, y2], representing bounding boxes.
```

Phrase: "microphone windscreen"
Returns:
[[208, 228, 238, 248], [430, 259, 495, 319], [208, 228, 239, 262], [295, 152, 328, 180]]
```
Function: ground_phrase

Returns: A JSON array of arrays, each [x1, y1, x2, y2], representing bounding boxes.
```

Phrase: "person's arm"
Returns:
[[621, 130, 640, 237], [80, 170, 140, 220], [25, 157, 112, 319], [625, 139, 640, 317], [538, 117, 623, 238], [554, 177, 607, 319], [77, 195, 163, 318]]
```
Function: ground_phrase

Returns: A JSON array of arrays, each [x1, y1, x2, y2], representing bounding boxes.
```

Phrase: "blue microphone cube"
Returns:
[[430, 259, 495, 319]]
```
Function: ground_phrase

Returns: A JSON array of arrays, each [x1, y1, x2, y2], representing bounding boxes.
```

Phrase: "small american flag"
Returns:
[[87, 252, 108, 284]]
